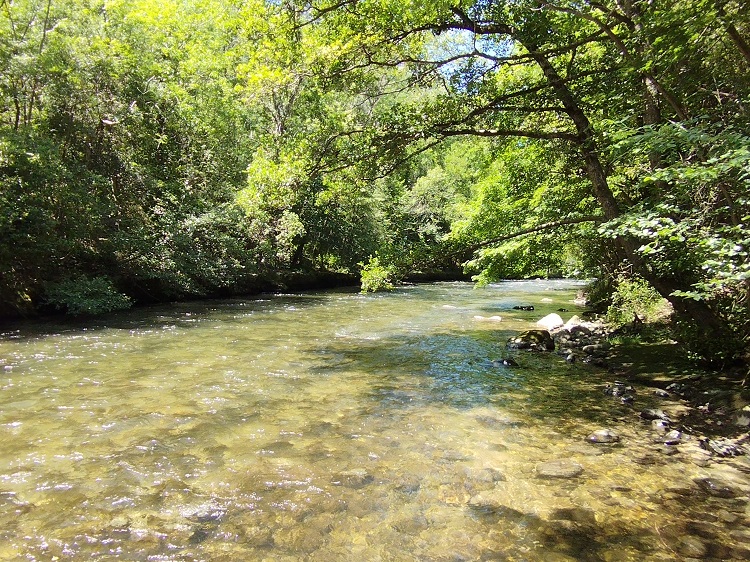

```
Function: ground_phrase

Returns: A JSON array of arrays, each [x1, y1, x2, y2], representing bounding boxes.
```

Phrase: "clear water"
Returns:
[[0, 281, 748, 561]]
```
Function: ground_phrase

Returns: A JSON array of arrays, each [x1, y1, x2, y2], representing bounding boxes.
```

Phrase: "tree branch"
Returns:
[[538, 1, 689, 120], [463, 215, 605, 254], [434, 127, 579, 142]]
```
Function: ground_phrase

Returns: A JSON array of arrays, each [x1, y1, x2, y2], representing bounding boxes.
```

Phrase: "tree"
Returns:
[[304, 0, 749, 362]]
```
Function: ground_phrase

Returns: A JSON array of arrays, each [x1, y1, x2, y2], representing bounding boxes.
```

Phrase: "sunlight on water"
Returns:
[[1, 281, 748, 561]]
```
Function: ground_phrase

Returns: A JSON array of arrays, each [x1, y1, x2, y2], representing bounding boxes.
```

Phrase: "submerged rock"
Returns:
[[333, 468, 374, 489], [472, 467, 506, 483], [677, 536, 708, 558], [491, 357, 519, 367], [586, 429, 620, 444], [640, 408, 671, 423], [699, 435, 749, 457], [507, 330, 555, 351], [549, 507, 597, 525], [694, 477, 738, 498], [535, 460, 584, 478]]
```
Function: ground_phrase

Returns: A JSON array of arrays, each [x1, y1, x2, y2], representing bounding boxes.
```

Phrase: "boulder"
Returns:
[[536, 313, 564, 331], [507, 329, 555, 351]]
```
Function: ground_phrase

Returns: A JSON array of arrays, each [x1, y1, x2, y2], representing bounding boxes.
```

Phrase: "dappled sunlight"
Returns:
[[0, 282, 747, 560]]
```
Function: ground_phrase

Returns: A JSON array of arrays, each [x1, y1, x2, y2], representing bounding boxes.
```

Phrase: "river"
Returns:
[[0, 280, 748, 560]]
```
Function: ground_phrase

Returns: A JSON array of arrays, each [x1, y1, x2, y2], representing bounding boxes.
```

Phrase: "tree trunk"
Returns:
[[524, 38, 731, 345]]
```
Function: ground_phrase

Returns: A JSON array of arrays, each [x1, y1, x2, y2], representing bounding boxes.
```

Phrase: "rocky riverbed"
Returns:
[[502, 314, 750, 559], [510, 312, 750, 456]]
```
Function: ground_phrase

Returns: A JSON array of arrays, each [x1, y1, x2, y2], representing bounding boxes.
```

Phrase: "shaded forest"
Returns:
[[1, 0, 748, 364]]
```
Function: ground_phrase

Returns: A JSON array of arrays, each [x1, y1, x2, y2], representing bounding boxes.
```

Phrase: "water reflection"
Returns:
[[0, 281, 748, 560]]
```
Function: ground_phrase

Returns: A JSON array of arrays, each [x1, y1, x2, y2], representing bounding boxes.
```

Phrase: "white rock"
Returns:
[[536, 313, 564, 330]]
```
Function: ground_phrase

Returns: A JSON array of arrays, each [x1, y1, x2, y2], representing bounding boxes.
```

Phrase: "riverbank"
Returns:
[[547, 316, 750, 451]]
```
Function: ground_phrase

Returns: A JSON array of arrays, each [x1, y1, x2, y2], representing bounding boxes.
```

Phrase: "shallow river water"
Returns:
[[1, 280, 749, 561]]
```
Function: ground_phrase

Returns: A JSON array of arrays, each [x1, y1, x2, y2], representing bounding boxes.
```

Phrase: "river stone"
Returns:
[[391, 512, 429, 534], [640, 408, 671, 422], [507, 329, 555, 351], [586, 429, 620, 444], [730, 529, 750, 542], [694, 477, 737, 498], [677, 536, 708, 558], [535, 460, 584, 478], [567, 443, 605, 456], [549, 507, 597, 525], [333, 468, 374, 489], [470, 467, 507, 484], [582, 342, 611, 355], [395, 475, 421, 494], [182, 502, 226, 523], [467, 492, 527, 520], [663, 430, 682, 445], [536, 313, 564, 331]]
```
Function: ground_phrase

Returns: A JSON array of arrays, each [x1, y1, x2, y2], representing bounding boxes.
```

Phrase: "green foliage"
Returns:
[[45, 276, 132, 316], [1, 0, 749, 373], [606, 276, 672, 328], [359, 257, 395, 293]]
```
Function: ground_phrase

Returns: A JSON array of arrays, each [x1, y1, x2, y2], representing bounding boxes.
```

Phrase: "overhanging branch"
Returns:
[[435, 127, 579, 142], [464, 215, 605, 255]]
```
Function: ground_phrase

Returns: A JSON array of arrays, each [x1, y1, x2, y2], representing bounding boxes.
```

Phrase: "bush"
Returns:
[[359, 256, 395, 293], [607, 275, 672, 327], [45, 276, 132, 316]]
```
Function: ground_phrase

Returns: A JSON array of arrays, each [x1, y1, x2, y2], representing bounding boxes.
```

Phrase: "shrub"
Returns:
[[45, 276, 132, 316], [359, 256, 395, 293], [607, 275, 672, 327]]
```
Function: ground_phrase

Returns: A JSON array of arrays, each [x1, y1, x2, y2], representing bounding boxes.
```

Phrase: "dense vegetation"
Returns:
[[1, 1, 748, 364]]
